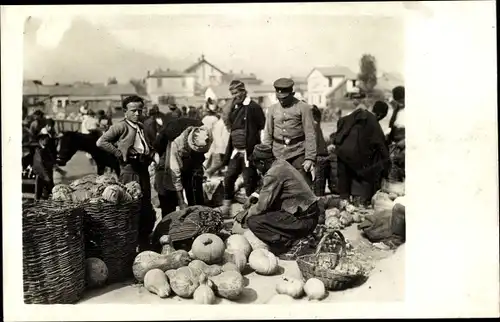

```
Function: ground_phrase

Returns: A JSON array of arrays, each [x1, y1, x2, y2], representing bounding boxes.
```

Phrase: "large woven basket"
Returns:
[[297, 230, 367, 291], [23, 200, 86, 304], [83, 199, 141, 284]]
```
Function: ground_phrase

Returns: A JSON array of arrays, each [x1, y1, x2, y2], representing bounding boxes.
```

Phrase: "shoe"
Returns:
[[277, 238, 315, 261]]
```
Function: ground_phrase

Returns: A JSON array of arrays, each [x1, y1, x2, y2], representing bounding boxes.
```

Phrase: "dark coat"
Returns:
[[223, 100, 266, 166], [143, 113, 167, 147], [334, 108, 389, 180]]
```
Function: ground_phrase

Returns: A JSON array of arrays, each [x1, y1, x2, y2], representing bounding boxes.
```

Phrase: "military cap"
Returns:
[[273, 78, 294, 98]]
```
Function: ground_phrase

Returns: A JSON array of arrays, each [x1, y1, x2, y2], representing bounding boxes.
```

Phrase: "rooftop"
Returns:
[[309, 66, 357, 79]]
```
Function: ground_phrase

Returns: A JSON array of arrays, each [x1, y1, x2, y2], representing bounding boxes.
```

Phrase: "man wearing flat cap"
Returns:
[[219, 80, 266, 217], [235, 144, 320, 260], [262, 78, 317, 185]]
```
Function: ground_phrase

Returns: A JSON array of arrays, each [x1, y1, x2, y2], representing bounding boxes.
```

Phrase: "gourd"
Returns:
[[132, 250, 191, 283], [191, 233, 225, 264], [221, 262, 239, 272], [165, 269, 177, 281], [209, 270, 244, 300], [188, 260, 222, 277], [159, 235, 175, 256], [248, 249, 278, 275], [193, 273, 216, 304], [304, 278, 326, 301], [85, 257, 108, 288], [125, 181, 142, 199], [225, 234, 252, 258], [144, 268, 171, 298], [266, 294, 295, 304], [169, 266, 201, 298], [71, 189, 92, 203], [222, 250, 247, 273], [243, 230, 269, 251], [275, 276, 304, 298]]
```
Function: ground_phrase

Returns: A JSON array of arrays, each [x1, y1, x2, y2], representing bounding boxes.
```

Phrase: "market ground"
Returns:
[[53, 121, 404, 304]]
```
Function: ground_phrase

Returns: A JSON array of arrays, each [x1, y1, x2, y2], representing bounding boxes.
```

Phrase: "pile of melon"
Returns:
[[132, 231, 286, 304], [50, 174, 142, 204]]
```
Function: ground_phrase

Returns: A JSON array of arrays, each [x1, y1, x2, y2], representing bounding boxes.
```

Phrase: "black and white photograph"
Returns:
[[2, 1, 498, 319]]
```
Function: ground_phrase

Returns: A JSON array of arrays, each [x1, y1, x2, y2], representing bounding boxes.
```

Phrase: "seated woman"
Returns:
[[154, 120, 212, 218], [235, 144, 320, 260]]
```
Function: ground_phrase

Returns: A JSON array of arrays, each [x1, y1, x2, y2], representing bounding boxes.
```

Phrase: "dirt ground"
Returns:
[[55, 146, 404, 305]]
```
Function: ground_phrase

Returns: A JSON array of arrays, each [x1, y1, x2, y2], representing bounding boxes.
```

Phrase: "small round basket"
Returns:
[[297, 230, 367, 291], [83, 199, 141, 284], [23, 200, 86, 304]]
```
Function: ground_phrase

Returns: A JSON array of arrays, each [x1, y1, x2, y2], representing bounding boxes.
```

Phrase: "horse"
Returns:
[[56, 131, 120, 176]]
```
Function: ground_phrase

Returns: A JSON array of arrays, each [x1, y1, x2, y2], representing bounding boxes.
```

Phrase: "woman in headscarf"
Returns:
[[154, 121, 213, 218]]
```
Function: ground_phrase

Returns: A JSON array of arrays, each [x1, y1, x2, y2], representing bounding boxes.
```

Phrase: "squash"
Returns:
[[225, 234, 252, 258], [248, 249, 278, 275], [243, 230, 269, 251], [165, 269, 177, 281], [170, 266, 201, 298], [222, 250, 247, 273], [275, 276, 304, 298], [221, 262, 239, 272], [304, 278, 326, 301], [85, 257, 108, 288], [191, 233, 225, 264], [188, 260, 222, 277], [159, 235, 175, 256], [144, 268, 172, 298], [193, 273, 216, 304], [209, 270, 244, 300], [266, 294, 295, 304], [132, 250, 191, 283]]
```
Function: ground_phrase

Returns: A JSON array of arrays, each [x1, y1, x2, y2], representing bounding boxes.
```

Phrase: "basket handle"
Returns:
[[314, 230, 347, 257]]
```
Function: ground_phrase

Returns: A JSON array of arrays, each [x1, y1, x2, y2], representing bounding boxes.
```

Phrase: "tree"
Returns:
[[357, 54, 378, 94], [107, 77, 118, 85]]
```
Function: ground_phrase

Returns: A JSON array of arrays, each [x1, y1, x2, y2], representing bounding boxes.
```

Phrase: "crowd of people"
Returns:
[[23, 78, 405, 258]]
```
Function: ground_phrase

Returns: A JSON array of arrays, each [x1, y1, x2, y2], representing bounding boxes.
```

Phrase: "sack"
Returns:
[[358, 208, 393, 243], [390, 203, 405, 240]]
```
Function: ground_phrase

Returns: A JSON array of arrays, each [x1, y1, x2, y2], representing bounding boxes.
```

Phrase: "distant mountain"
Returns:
[[23, 17, 190, 85]]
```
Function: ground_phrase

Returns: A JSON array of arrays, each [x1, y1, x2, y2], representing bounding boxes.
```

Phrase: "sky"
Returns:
[[23, 4, 405, 84]]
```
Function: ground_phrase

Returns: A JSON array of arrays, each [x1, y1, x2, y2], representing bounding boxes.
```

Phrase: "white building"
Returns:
[[306, 66, 358, 107]]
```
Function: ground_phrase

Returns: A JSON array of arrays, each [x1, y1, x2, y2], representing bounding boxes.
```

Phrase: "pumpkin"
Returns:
[[159, 235, 175, 256], [221, 262, 239, 272], [85, 257, 108, 288], [71, 189, 92, 203], [52, 184, 73, 195], [222, 250, 247, 273], [193, 273, 216, 304], [132, 250, 191, 283], [169, 266, 201, 298], [266, 294, 295, 304], [248, 249, 278, 275], [96, 174, 118, 185], [325, 216, 343, 230], [243, 230, 269, 251], [144, 268, 172, 298], [125, 181, 142, 199], [51, 190, 73, 201], [225, 234, 252, 258], [209, 270, 244, 300], [102, 185, 124, 204], [191, 233, 225, 264], [304, 278, 326, 300], [188, 260, 222, 277], [339, 212, 354, 226], [275, 276, 304, 298]]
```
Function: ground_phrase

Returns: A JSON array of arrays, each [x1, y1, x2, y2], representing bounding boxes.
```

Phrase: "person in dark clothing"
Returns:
[[164, 96, 183, 122], [32, 133, 56, 200], [96, 95, 159, 252], [143, 104, 167, 147], [153, 122, 212, 218], [188, 106, 199, 120], [39, 118, 67, 177], [220, 80, 266, 218], [333, 105, 389, 207], [387, 86, 406, 181], [235, 144, 320, 260], [181, 106, 188, 117], [311, 105, 331, 196], [29, 110, 46, 139], [97, 109, 112, 131]]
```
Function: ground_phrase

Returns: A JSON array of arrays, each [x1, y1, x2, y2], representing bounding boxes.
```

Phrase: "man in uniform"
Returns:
[[262, 78, 317, 185]]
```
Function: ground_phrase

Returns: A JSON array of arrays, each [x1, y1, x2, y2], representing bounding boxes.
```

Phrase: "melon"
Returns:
[[85, 257, 108, 288]]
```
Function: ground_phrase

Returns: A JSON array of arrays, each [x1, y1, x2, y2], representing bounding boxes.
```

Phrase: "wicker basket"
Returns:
[[297, 230, 367, 291], [83, 199, 141, 284], [23, 200, 86, 304]]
